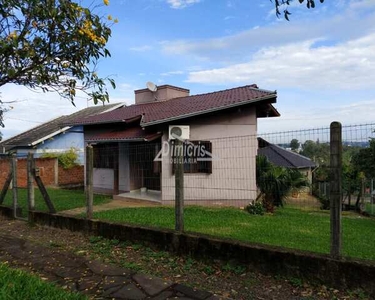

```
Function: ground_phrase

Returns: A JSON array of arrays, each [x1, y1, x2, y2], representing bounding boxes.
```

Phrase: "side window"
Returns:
[[172, 141, 212, 174]]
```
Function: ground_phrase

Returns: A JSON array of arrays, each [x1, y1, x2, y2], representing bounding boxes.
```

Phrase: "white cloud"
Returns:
[[224, 16, 235, 21], [117, 83, 137, 92], [187, 33, 375, 90], [160, 5, 375, 62], [0, 82, 132, 139], [258, 98, 375, 134], [166, 0, 201, 9], [129, 45, 152, 52], [186, 65, 203, 71], [160, 70, 184, 76], [1, 85, 87, 139], [349, 0, 375, 10]]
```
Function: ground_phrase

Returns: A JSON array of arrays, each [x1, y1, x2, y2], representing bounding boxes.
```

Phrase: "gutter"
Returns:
[[86, 138, 145, 143], [141, 93, 277, 127], [29, 126, 71, 146], [85, 132, 162, 144]]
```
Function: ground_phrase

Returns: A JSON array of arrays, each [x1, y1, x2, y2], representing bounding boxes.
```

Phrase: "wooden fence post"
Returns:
[[86, 145, 94, 219], [11, 155, 18, 218], [113, 144, 119, 195], [27, 153, 35, 215], [0, 157, 13, 205], [361, 177, 365, 211], [330, 121, 342, 259], [175, 140, 184, 232]]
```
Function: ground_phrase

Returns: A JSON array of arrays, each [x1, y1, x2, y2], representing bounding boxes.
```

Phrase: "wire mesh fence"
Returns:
[[85, 122, 375, 217], [0, 153, 90, 219], [259, 123, 375, 212], [90, 136, 257, 208], [1, 122, 375, 260]]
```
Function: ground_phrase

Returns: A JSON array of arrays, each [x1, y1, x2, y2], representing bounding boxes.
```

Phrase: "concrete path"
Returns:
[[60, 198, 160, 216], [0, 234, 222, 299]]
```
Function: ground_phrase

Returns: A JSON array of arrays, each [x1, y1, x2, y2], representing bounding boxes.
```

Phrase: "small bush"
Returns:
[[317, 195, 330, 210], [41, 147, 79, 169], [245, 201, 265, 215]]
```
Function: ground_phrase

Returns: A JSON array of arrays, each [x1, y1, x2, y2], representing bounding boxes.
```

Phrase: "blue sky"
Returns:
[[2, 0, 375, 138]]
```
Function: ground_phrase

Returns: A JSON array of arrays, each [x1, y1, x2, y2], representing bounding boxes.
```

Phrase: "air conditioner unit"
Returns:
[[169, 125, 190, 140]]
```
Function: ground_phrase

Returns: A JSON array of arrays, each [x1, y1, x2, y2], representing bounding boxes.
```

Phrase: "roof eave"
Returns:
[[102, 103, 126, 112], [28, 126, 72, 146], [257, 103, 280, 118], [142, 94, 277, 127], [86, 132, 162, 143], [293, 165, 317, 169], [62, 103, 127, 127], [72, 115, 142, 127]]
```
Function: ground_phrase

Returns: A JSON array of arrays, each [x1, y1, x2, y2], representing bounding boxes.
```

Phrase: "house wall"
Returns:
[[299, 167, 313, 185], [93, 168, 114, 193], [16, 126, 85, 164], [85, 126, 113, 194], [91, 143, 131, 194], [119, 143, 130, 192], [84, 106, 258, 204], [161, 106, 258, 207], [298, 167, 313, 194]]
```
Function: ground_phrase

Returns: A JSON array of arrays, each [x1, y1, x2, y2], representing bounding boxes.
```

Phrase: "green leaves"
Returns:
[[272, 0, 325, 20], [0, 0, 116, 107], [108, 78, 116, 89], [41, 148, 79, 169], [256, 155, 309, 209]]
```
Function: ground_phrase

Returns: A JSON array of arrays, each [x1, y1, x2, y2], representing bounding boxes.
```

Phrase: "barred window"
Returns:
[[93, 144, 115, 168], [172, 141, 212, 174]]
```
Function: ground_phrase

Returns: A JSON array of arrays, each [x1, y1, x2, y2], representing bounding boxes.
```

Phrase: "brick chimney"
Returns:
[[135, 85, 190, 105]]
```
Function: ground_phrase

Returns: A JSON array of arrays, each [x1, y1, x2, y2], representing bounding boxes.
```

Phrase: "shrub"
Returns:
[[318, 195, 330, 210], [41, 147, 79, 169], [256, 155, 310, 212], [245, 201, 265, 215], [312, 186, 330, 210]]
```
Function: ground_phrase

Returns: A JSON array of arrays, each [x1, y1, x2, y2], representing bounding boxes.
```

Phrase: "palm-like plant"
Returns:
[[256, 155, 309, 212]]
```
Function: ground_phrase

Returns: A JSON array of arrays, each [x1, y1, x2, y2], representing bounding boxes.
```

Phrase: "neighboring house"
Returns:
[[67, 84, 280, 206], [0, 104, 124, 164], [257, 137, 317, 184]]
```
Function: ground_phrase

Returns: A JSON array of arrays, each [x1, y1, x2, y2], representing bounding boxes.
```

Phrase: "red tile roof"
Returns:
[[86, 127, 161, 142], [68, 84, 277, 127]]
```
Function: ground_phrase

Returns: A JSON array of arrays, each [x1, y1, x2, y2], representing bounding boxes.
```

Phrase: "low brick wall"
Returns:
[[0, 158, 57, 188], [58, 165, 84, 187], [0, 158, 83, 188], [1, 207, 374, 297]]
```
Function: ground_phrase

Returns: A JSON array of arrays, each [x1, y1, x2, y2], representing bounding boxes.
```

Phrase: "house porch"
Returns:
[[92, 139, 162, 201]]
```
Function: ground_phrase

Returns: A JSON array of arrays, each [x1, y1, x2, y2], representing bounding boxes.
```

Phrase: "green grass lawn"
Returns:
[[93, 206, 375, 261], [3, 188, 111, 214], [0, 263, 86, 300]]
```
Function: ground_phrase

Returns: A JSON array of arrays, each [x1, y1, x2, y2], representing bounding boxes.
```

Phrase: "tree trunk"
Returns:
[[262, 194, 274, 213], [355, 190, 362, 212]]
